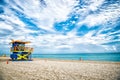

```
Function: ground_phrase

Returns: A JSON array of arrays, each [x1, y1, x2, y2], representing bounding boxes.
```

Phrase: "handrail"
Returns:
[[10, 46, 33, 52]]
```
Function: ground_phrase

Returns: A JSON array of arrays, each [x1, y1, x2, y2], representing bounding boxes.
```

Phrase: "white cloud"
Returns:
[[8, 0, 78, 31], [0, 22, 13, 30], [88, 0, 105, 11], [77, 3, 120, 27]]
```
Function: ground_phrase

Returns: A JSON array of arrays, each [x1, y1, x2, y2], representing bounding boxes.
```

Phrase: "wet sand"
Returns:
[[0, 57, 120, 80]]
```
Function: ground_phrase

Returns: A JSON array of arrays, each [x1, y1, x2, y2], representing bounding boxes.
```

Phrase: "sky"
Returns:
[[0, 0, 120, 54]]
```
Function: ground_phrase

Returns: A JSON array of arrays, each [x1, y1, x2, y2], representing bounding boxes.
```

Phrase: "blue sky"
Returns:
[[0, 0, 120, 54]]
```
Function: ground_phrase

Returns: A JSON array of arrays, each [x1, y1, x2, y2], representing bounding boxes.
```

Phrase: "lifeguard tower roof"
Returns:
[[10, 40, 31, 44]]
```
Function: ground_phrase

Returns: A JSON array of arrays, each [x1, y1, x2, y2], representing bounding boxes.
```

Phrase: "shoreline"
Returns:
[[1, 56, 120, 64], [1, 53, 120, 63]]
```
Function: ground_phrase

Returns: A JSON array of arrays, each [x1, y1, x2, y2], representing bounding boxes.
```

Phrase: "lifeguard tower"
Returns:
[[10, 40, 33, 61]]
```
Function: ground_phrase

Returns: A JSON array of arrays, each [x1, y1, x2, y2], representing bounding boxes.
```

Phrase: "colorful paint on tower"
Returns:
[[10, 40, 33, 61]]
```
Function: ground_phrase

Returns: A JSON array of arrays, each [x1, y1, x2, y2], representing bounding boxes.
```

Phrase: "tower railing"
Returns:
[[10, 46, 33, 52]]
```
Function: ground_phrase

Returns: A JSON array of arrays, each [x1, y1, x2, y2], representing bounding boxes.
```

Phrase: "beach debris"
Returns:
[[6, 60, 9, 64], [2, 54, 6, 57]]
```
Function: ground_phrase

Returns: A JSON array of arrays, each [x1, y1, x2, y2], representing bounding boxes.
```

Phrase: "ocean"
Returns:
[[31, 53, 120, 62]]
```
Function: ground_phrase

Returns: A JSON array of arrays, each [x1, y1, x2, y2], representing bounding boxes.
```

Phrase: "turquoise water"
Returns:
[[31, 53, 120, 62]]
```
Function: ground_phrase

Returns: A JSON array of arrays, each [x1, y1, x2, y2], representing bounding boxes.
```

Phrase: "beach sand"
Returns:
[[0, 57, 120, 80]]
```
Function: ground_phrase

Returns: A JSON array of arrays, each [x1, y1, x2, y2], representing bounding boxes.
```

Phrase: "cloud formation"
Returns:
[[0, 0, 120, 53]]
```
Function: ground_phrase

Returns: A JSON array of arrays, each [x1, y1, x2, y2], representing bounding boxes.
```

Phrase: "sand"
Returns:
[[0, 57, 120, 80]]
